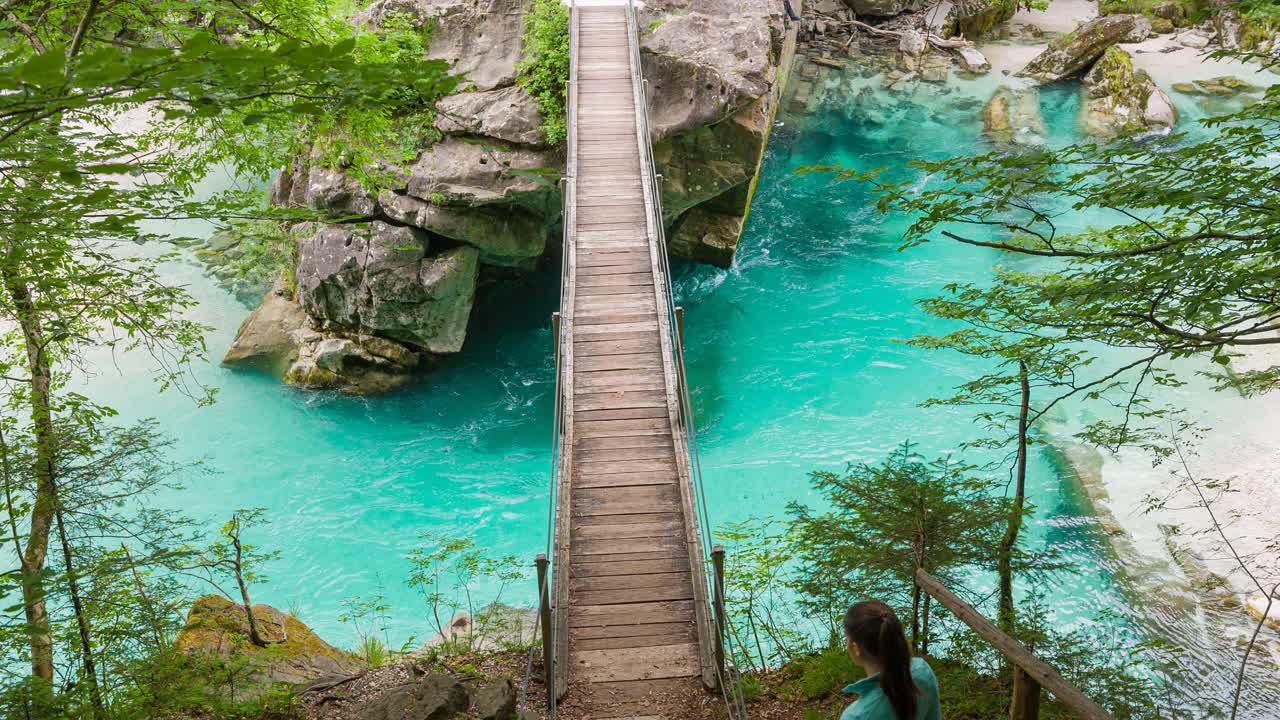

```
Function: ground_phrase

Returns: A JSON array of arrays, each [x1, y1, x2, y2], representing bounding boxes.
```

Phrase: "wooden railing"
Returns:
[[914, 569, 1113, 720]]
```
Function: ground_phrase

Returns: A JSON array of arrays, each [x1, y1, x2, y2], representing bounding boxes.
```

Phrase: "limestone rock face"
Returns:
[[355, 0, 525, 91], [297, 223, 478, 353], [1018, 14, 1138, 83], [434, 85, 544, 145], [404, 137, 559, 211], [669, 207, 744, 267], [948, 0, 1019, 39], [174, 595, 363, 685], [639, 0, 793, 266], [1081, 46, 1178, 137], [640, 11, 774, 140], [982, 85, 1046, 146]]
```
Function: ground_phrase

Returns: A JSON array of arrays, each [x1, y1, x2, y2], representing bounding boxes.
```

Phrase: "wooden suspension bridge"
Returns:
[[530, 3, 1118, 720]]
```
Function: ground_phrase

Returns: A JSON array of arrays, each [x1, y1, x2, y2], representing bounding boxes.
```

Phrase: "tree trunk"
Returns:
[[55, 504, 105, 719], [230, 522, 267, 647], [3, 266, 58, 712], [998, 362, 1031, 632], [910, 584, 921, 651]]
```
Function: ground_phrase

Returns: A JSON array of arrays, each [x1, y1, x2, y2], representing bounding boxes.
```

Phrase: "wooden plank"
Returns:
[[572, 510, 681, 526], [575, 353, 662, 373], [577, 457, 674, 475], [571, 521, 682, 543], [575, 415, 669, 436], [574, 442, 674, 461], [575, 407, 668, 423], [573, 315, 656, 328], [574, 535, 685, 557], [569, 643, 700, 683], [573, 376, 665, 394], [577, 284, 660, 298], [572, 482, 681, 513], [578, 272, 653, 288], [569, 600, 695, 626], [573, 585, 694, 607], [574, 434, 672, 452], [578, 261, 656, 276], [575, 471, 674, 489], [570, 620, 694, 640], [572, 632, 698, 651], [571, 572, 689, 592], [574, 337, 661, 356]]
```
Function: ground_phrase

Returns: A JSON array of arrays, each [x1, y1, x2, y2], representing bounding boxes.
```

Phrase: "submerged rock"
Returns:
[[175, 595, 363, 685], [1081, 46, 1178, 137], [982, 85, 1046, 146], [1018, 14, 1138, 83], [668, 207, 744, 268], [957, 47, 992, 74]]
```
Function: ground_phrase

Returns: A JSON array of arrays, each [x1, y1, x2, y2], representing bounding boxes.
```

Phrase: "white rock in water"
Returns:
[[1144, 87, 1178, 128], [958, 47, 991, 73], [898, 29, 926, 57], [1246, 593, 1280, 631], [1178, 30, 1211, 49]]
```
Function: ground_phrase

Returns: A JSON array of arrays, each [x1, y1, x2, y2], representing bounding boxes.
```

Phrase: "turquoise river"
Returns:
[[72, 66, 1279, 715]]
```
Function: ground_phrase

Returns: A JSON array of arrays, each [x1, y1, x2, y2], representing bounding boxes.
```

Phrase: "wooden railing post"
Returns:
[[1010, 666, 1041, 720], [536, 553, 553, 710], [711, 545, 726, 693]]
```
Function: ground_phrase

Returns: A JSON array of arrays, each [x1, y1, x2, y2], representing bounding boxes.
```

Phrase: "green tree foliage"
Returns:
[[406, 534, 525, 654], [517, 0, 571, 145], [787, 442, 1014, 653], [0, 1, 454, 715]]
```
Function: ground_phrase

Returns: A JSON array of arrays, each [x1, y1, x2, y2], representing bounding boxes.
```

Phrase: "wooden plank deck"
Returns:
[[554, 4, 709, 718]]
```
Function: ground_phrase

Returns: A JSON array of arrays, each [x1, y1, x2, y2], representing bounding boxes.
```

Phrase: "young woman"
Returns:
[[839, 601, 942, 720]]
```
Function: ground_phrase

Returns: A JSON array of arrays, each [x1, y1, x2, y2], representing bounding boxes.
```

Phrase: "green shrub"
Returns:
[[783, 644, 862, 701], [517, 0, 571, 145]]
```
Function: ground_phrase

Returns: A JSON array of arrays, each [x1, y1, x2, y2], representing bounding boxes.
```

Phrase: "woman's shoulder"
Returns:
[[910, 657, 940, 693]]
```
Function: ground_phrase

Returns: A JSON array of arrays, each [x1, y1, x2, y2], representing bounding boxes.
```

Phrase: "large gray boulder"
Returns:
[[223, 281, 311, 376], [380, 194, 545, 267], [1018, 15, 1138, 83], [296, 223, 479, 353], [404, 137, 558, 210], [434, 85, 544, 145], [640, 11, 774, 140], [355, 0, 525, 91], [359, 673, 469, 720], [1080, 46, 1177, 137], [638, 0, 791, 267]]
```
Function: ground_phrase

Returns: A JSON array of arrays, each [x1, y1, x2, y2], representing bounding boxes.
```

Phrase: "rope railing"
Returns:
[[623, 1, 750, 717]]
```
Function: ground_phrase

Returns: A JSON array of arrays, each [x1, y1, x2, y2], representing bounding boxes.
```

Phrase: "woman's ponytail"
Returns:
[[844, 601, 919, 720]]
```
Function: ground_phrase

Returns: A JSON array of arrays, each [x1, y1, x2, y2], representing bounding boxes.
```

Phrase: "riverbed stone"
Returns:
[[947, 0, 1019, 39], [355, 0, 524, 91], [982, 85, 1046, 146], [840, 0, 923, 15], [958, 47, 992, 74], [1081, 46, 1178, 136], [1018, 14, 1138, 83], [434, 85, 544, 146], [1178, 29, 1211, 49]]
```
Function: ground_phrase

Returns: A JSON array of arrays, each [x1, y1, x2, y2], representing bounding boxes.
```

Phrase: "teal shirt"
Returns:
[[839, 657, 941, 720]]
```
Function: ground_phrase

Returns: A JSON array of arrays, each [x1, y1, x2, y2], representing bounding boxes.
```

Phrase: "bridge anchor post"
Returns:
[[536, 553, 553, 711], [711, 545, 726, 693]]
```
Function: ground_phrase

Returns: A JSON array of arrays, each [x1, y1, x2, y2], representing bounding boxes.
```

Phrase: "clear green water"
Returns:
[[68, 72, 1279, 713]]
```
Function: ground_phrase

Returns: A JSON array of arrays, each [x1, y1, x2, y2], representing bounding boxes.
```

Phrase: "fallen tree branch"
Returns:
[[833, 18, 974, 49]]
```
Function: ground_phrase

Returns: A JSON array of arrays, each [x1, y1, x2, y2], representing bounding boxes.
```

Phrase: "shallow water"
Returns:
[[57, 58, 1280, 714]]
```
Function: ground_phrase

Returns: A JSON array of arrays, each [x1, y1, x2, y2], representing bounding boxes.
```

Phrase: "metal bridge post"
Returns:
[[711, 545, 727, 693], [536, 553, 553, 710]]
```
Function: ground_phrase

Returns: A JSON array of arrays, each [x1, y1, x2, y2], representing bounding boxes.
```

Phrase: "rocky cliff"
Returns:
[[225, 0, 796, 393]]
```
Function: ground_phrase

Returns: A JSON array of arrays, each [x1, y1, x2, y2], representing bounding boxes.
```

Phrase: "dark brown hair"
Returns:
[[843, 601, 918, 720]]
